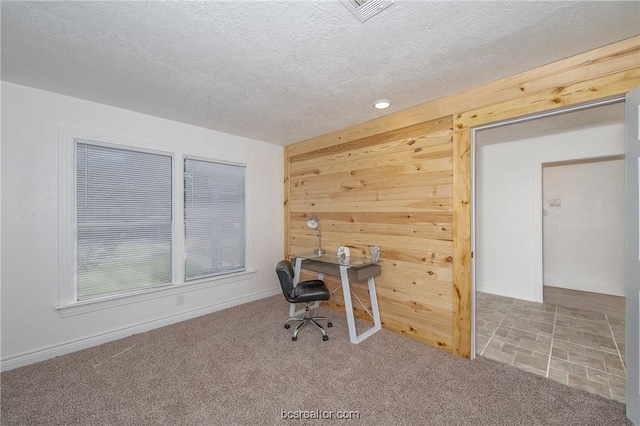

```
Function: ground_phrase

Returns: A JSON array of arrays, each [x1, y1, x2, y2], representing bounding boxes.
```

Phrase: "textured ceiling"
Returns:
[[1, 1, 639, 146]]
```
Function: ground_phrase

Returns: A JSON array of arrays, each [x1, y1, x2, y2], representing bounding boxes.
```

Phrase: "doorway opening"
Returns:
[[542, 156, 625, 303], [472, 99, 626, 402]]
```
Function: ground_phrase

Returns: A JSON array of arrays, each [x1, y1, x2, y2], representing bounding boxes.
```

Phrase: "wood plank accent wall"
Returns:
[[284, 36, 640, 357], [288, 118, 455, 348]]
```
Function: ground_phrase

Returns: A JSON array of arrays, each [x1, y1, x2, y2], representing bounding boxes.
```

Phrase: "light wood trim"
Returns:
[[290, 118, 451, 162], [455, 68, 640, 130], [452, 129, 472, 358], [287, 36, 639, 158]]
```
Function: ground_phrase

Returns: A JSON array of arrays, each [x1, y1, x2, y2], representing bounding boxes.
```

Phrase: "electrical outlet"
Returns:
[[549, 199, 561, 207], [176, 294, 184, 306]]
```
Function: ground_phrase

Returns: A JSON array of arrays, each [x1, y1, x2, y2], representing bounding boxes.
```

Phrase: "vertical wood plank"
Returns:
[[452, 129, 472, 358]]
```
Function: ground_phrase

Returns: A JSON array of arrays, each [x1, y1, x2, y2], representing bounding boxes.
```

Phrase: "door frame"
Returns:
[[533, 150, 625, 301], [625, 87, 640, 424]]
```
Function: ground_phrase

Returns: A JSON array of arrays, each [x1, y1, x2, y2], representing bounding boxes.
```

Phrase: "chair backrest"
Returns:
[[275, 260, 295, 302]]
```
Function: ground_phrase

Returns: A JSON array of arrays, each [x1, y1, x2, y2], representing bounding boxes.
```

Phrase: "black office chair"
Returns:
[[275, 260, 332, 341]]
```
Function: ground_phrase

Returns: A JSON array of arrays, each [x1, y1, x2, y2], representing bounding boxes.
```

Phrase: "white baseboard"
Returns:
[[544, 281, 625, 297], [1, 287, 281, 372], [476, 285, 537, 302]]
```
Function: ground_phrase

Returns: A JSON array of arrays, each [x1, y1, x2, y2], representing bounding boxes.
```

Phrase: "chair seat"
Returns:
[[288, 280, 330, 303]]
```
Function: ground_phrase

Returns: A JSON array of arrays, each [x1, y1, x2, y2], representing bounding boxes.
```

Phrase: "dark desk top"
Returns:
[[294, 253, 379, 266], [292, 254, 382, 281]]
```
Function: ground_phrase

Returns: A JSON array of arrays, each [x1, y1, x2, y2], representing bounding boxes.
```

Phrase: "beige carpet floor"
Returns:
[[1, 295, 631, 425]]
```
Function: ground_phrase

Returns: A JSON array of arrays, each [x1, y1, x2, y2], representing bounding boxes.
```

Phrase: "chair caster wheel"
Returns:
[[323, 335, 329, 341], [292, 336, 297, 341], [327, 322, 333, 328], [284, 324, 290, 329]]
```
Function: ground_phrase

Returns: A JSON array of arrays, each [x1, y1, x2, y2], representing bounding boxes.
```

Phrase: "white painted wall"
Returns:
[[1, 82, 284, 370], [543, 158, 626, 296], [475, 121, 624, 302]]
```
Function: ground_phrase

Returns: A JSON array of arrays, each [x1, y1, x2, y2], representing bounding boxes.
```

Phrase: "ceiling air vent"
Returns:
[[341, 0, 394, 22]]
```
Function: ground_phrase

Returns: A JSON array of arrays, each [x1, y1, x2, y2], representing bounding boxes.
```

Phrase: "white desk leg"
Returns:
[[367, 276, 382, 330], [351, 277, 382, 343], [340, 268, 382, 344], [339, 265, 358, 344]]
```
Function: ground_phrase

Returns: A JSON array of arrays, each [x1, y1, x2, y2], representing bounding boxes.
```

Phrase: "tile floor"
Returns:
[[476, 292, 626, 403]]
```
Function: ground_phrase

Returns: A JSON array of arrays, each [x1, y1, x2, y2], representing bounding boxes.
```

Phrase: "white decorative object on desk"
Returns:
[[337, 246, 351, 258]]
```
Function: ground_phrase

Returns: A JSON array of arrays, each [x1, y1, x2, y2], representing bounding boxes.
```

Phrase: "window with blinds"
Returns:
[[76, 141, 173, 300], [184, 157, 246, 281]]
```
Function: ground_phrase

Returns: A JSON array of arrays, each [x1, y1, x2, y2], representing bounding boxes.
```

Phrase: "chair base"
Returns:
[[284, 315, 332, 341]]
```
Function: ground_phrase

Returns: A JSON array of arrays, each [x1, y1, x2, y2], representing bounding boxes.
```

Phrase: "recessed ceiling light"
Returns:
[[374, 99, 390, 109]]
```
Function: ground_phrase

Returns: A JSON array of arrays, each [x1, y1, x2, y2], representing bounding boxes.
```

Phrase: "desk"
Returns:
[[291, 254, 382, 344]]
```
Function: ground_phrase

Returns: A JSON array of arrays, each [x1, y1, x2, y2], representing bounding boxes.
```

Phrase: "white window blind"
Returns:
[[184, 157, 246, 281], [76, 140, 173, 300]]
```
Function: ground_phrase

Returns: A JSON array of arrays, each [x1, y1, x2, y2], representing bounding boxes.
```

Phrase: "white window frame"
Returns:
[[57, 127, 255, 317]]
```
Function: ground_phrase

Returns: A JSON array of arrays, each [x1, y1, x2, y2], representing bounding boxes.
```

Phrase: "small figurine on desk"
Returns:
[[369, 245, 381, 262]]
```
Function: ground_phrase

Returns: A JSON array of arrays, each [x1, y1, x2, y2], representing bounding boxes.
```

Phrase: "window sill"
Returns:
[[56, 269, 257, 318]]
